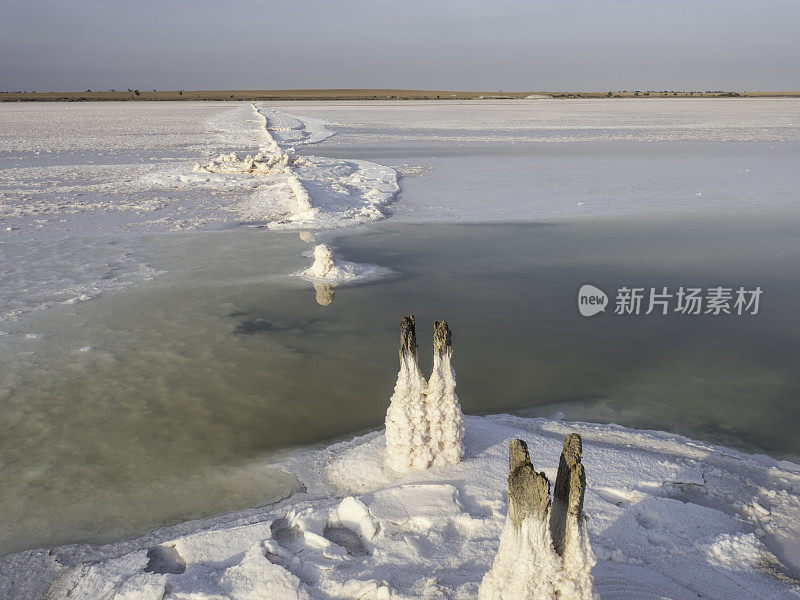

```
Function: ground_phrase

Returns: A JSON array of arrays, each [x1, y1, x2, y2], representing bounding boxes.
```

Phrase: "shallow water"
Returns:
[[2, 99, 800, 556], [329, 215, 800, 461], [2, 213, 799, 555]]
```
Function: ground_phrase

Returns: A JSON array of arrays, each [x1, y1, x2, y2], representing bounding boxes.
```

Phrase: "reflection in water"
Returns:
[[314, 282, 336, 306]]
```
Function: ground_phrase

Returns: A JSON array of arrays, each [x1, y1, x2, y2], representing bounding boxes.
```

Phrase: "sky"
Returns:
[[1, 0, 799, 92]]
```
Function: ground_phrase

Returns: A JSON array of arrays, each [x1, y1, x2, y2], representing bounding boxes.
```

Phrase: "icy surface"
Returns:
[[4, 99, 800, 324], [3, 100, 800, 598], [4, 415, 799, 599]]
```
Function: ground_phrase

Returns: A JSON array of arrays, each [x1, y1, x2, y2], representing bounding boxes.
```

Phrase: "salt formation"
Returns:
[[425, 320, 466, 466], [303, 244, 340, 280], [478, 439, 563, 600], [478, 437, 597, 600], [551, 434, 597, 599], [384, 316, 465, 473], [192, 150, 296, 176], [297, 245, 388, 307], [384, 316, 433, 472], [138, 103, 399, 229], [192, 104, 316, 221], [300, 244, 385, 285]]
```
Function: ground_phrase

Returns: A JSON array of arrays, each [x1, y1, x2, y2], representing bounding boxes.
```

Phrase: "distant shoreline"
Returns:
[[2, 89, 800, 102]]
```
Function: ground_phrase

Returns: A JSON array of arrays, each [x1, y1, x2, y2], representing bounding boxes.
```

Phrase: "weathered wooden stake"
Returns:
[[507, 439, 551, 525], [551, 433, 587, 555], [399, 315, 418, 360]]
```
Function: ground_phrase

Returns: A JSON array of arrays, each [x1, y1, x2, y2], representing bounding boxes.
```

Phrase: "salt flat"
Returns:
[[2, 99, 800, 598]]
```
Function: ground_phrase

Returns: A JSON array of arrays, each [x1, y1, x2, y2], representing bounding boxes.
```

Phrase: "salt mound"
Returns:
[[192, 150, 301, 176], [303, 244, 341, 280], [299, 244, 386, 284]]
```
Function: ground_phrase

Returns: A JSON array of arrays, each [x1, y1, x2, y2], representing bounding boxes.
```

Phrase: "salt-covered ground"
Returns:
[[0, 101, 399, 323], [274, 98, 800, 223], [3, 415, 798, 599], [0, 102, 399, 231]]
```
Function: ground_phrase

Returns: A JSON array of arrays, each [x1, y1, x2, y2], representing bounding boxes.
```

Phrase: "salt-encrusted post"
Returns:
[[478, 439, 562, 600], [507, 439, 551, 525], [427, 320, 465, 467], [550, 433, 586, 554], [400, 315, 418, 360], [433, 320, 451, 356], [385, 317, 465, 472], [551, 433, 596, 599], [385, 316, 433, 472], [305, 244, 337, 279], [480, 436, 598, 600]]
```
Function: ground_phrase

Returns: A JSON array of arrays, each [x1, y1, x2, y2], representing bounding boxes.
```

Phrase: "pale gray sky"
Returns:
[[1, 0, 798, 92]]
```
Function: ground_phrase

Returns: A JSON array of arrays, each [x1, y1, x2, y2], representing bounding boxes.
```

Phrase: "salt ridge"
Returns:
[[146, 103, 400, 230]]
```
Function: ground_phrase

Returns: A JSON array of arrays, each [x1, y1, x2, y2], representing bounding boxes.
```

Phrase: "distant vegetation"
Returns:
[[0, 89, 792, 102]]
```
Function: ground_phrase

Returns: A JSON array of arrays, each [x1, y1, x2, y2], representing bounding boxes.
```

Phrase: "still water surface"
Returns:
[[2, 212, 799, 555]]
